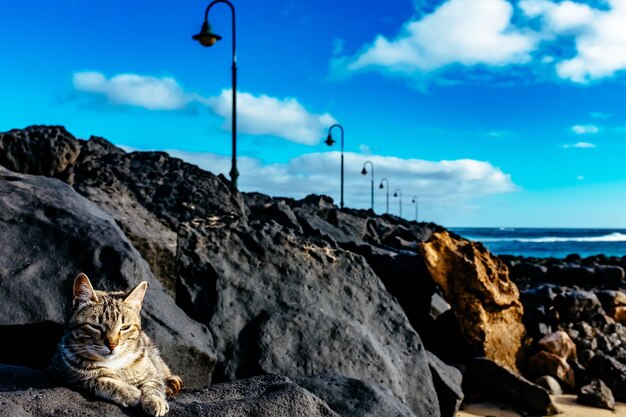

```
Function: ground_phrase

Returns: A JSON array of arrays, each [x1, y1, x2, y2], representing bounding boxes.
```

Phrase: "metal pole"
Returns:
[[395, 189, 402, 218], [379, 178, 389, 214], [327, 124, 345, 209], [370, 177, 374, 211], [204, 0, 238, 189], [340, 132, 344, 209], [362, 161, 374, 211]]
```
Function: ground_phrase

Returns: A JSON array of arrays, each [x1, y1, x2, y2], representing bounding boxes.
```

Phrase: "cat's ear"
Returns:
[[73, 273, 98, 308], [124, 281, 147, 311]]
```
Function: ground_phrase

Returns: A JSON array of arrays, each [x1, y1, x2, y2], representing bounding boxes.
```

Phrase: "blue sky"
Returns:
[[2, 0, 626, 227]]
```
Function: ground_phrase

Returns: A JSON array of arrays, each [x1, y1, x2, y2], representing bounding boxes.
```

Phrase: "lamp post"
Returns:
[[379, 178, 389, 214], [193, 0, 239, 189], [325, 124, 345, 209], [393, 189, 403, 218], [412, 196, 418, 222], [361, 161, 374, 211]]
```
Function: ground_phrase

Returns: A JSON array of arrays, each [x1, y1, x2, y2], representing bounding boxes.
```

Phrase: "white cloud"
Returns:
[[563, 141, 597, 148], [571, 124, 599, 135], [73, 72, 190, 110], [557, 1, 626, 82], [338, 0, 536, 75], [520, 0, 596, 33], [206, 89, 336, 145], [522, 0, 626, 83], [73, 71, 335, 145], [333, 0, 626, 84], [162, 149, 516, 213], [577, 175, 585, 180]]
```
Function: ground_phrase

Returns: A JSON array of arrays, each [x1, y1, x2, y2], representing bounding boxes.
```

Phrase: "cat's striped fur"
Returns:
[[49, 273, 182, 416]]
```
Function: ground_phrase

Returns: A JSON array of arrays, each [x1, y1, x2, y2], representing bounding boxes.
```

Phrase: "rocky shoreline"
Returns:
[[0, 125, 625, 416], [501, 254, 626, 410]]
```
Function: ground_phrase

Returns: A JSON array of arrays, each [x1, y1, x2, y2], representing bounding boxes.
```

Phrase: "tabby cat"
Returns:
[[49, 273, 183, 416]]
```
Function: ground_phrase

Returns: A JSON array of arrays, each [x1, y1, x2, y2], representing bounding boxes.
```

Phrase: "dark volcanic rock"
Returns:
[[577, 379, 615, 411], [0, 126, 80, 181], [0, 125, 248, 294], [426, 351, 463, 417], [295, 374, 415, 417], [0, 365, 339, 417], [586, 352, 626, 402], [288, 198, 441, 249], [176, 216, 441, 417], [554, 290, 605, 323], [547, 264, 597, 286], [465, 358, 559, 415], [596, 265, 625, 286], [0, 167, 216, 387]]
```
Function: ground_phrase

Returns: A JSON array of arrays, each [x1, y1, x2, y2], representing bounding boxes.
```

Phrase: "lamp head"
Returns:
[[324, 133, 336, 147], [379, 183, 384, 189], [412, 198, 416, 203], [361, 167, 367, 175], [192, 21, 223, 47], [394, 192, 398, 198]]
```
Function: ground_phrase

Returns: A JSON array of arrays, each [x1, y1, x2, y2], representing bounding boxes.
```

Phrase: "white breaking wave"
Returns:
[[476, 232, 626, 243]]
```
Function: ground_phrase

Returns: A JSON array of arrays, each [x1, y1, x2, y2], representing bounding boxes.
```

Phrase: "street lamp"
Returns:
[[361, 161, 374, 211], [379, 178, 389, 214], [193, 0, 239, 189], [393, 189, 403, 218], [412, 196, 418, 222], [325, 124, 345, 209]]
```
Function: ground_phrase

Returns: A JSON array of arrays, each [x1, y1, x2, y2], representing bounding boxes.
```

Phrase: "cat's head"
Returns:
[[66, 273, 147, 361]]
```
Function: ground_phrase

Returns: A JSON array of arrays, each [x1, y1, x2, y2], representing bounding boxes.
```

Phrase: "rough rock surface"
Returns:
[[465, 358, 559, 416], [176, 217, 441, 417], [577, 379, 615, 411], [420, 231, 525, 371], [0, 365, 339, 417], [526, 351, 575, 389], [0, 125, 248, 293], [0, 167, 216, 387], [426, 351, 464, 417], [586, 352, 626, 402], [537, 330, 577, 361], [295, 373, 415, 417]]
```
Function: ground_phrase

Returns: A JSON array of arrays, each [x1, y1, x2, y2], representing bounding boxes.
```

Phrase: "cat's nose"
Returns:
[[105, 339, 117, 352]]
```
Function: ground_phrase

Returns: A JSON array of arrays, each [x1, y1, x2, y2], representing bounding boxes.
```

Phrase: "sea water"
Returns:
[[450, 228, 626, 259]]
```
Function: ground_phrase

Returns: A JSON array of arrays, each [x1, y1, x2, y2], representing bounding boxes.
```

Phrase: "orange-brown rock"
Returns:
[[420, 231, 525, 371], [527, 351, 575, 389], [614, 306, 626, 324], [538, 331, 577, 361]]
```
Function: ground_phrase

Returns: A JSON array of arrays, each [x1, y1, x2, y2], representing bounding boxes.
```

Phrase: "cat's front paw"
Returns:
[[110, 384, 141, 408], [141, 394, 169, 417], [165, 375, 183, 397]]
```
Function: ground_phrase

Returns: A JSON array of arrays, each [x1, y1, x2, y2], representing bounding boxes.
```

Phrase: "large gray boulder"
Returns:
[[0, 365, 339, 417], [295, 373, 416, 417], [0, 167, 216, 387], [176, 216, 440, 416]]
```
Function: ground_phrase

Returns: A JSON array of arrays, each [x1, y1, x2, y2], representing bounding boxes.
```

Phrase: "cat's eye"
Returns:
[[120, 324, 132, 331], [84, 324, 102, 333]]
